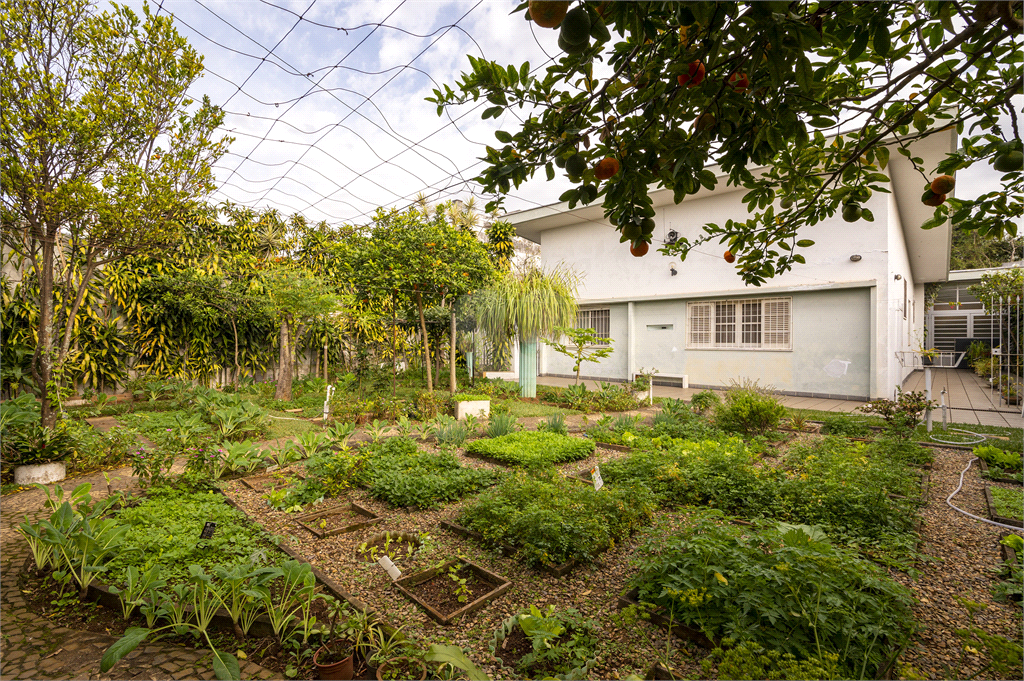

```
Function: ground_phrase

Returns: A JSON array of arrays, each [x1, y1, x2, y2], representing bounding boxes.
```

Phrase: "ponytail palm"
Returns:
[[475, 263, 579, 397]]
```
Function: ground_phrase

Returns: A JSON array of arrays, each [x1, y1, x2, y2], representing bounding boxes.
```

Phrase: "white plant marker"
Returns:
[[592, 465, 604, 492], [323, 384, 335, 421], [377, 555, 402, 581]]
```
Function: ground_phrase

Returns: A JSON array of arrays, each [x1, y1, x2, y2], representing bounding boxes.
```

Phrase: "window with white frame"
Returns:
[[687, 298, 791, 350], [577, 308, 610, 346]]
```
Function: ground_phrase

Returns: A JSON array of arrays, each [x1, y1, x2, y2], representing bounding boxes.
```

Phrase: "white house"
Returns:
[[506, 130, 957, 401]]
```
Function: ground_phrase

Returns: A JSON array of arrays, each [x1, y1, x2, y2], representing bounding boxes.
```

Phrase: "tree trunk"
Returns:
[[37, 236, 57, 427], [231, 316, 240, 387], [450, 308, 457, 394], [417, 292, 432, 391], [275, 318, 292, 400]]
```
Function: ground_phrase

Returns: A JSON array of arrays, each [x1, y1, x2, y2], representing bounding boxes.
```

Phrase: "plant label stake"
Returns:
[[377, 555, 402, 581], [591, 465, 604, 492], [323, 384, 335, 421], [200, 521, 217, 539]]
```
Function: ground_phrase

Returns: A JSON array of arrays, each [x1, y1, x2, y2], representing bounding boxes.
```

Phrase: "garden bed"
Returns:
[[240, 470, 303, 492], [616, 588, 716, 649], [393, 558, 510, 625], [438, 519, 580, 578], [293, 501, 380, 538], [978, 458, 1023, 485], [984, 484, 1024, 528]]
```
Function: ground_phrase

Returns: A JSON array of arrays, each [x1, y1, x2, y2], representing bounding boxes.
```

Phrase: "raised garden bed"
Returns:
[[393, 558, 510, 625], [439, 519, 580, 578], [293, 501, 380, 538], [984, 485, 1024, 528], [240, 470, 303, 492], [978, 458, 1023, 486]]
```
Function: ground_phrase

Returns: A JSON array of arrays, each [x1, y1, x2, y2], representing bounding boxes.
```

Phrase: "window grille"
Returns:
[[577, 308, 610, 345], [688, 297, 791, 350]]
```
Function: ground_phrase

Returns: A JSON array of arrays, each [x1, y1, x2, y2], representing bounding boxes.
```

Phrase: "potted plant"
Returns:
[[452, 393, 490, 420], [1002, 383, 1021, 405], [1, 397, 72, 485], [313, 602, 379, 680], [375, 656, 426, 681], [919, 347, 938, 366], [366, 624, 424, 680]]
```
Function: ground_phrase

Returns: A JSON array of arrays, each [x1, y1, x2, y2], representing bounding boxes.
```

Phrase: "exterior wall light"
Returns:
[[670, 264, 678, 276], [850, 254, 862, 262]]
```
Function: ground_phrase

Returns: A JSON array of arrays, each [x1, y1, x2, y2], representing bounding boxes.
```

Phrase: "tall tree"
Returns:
[[0, 0, 229, 425], [432, 1, 1022, 285]]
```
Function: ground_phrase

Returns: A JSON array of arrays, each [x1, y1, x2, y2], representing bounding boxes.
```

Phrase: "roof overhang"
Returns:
[[506, 129, 957, 283]]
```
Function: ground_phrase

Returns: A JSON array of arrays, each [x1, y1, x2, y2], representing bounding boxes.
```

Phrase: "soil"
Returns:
[[356, 532, 419, 561], [493, 624, 533, 669], [303, 507, 365, 532], [376, 656, 424, 680], [315, 639, 354, 665], [408, 564, 500, 617]]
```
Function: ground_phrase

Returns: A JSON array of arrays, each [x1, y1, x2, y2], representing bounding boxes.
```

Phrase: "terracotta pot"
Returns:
[[375, 657, 427, 681], [314, 641, 355, 680]]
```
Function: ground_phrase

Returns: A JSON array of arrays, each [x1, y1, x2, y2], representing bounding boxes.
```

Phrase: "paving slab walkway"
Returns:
[[0, 464, 278, 681], [902, 368, 1023, 428]]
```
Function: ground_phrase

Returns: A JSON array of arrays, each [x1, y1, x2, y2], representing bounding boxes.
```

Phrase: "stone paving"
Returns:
[[0, 465, 279, 681]]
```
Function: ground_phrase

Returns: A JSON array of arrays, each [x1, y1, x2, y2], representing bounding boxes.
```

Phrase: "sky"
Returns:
[[129, 0, 1010, 230]]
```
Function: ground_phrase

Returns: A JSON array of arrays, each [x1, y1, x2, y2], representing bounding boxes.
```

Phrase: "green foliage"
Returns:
[[702, 640, 841, 681], [860, 388, 934, 440], [467, 431, 594, 467], [538, 412, 568, 436], [689, 390, 721, 414], [433, 416, 470, 447], [990, 487, 1023, 521], [105, 486, 276, 585], [486, 412, 519, 438], [491, 605, 599, 679], [360, 437, 498, 509], [414, 390, 450, 420], [630, 514, 915, 678], [459, 469, 655, 566], [820, 414, 871, 438], [543, 327, 615, 382], [432, 2, 1022, 279], [452, 393, 489, 402], [714, 386, 787, 437], [975, 444, 1023, 472]]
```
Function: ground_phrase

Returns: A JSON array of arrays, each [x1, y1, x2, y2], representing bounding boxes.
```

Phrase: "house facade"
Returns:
[[506, 130, 956, 401]]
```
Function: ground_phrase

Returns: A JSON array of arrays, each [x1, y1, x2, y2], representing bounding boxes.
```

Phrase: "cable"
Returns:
[[946, 458, 1023, 531]]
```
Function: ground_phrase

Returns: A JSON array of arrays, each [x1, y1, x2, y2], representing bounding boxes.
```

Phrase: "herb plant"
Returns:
[[466, 431, 594, 467]]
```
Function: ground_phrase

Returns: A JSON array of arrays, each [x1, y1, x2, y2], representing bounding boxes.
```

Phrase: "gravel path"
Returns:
[[891, 446, 1022, 680]]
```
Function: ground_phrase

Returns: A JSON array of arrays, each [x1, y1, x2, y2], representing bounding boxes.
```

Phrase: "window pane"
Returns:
[[763, 299, 790, 349], [689, 303, 711, 346], [715, 302, 735, 345], [741, 301, 761, 346]]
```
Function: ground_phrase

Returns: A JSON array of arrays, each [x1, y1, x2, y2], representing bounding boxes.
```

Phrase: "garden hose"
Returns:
[[928, 428, 987, 445], [945, 457, 1022, 531], [268, 415, 306, 421]]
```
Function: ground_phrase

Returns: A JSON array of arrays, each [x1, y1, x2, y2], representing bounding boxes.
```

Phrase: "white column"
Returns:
[[627, 301, 636, 382]]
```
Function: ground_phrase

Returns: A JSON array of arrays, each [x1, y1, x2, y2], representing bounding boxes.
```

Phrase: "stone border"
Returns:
[[392, 558, 510, 625], [438, 519, 580, 578]]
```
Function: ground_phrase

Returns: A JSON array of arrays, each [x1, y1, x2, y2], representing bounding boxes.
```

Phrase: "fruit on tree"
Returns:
[[695, 113, 716, 134], [630, 241, 650, 257], [554, 155, 566, 168], [565, 153, 587, 177], [622, 221, 641, 240], [930, 175, 955, 194], [842, 203, 863, 222], [724, 250, 735, 263], [921, 189, 946, 206], [529, 1, 569, 28], [559, 5, 591, 45], [993, 151, 1023, 172], [677, 60, 706, 87], [727, 71, 749, 92], [594, 157, 620, 180], [640, 217, 655, 234], [780, 198, 794, 209], [558, 34, 590, 54]]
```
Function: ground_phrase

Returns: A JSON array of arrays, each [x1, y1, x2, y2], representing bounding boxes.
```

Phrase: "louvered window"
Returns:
[[687, 298, 791, 350]]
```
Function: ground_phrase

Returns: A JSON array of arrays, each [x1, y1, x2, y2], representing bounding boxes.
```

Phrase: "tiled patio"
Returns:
[[536, 371, 1023, 429]]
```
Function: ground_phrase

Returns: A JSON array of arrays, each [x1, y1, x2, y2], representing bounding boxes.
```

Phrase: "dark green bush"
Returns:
[[459, 469, 655, 566], [360, 437, 498, 509], [466, 431, 594, 467], [714, 387, 786, 437], [630, 513, 915, 679]]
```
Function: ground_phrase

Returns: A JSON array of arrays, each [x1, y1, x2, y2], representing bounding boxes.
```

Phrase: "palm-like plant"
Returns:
[[474, 263, 579, 398]]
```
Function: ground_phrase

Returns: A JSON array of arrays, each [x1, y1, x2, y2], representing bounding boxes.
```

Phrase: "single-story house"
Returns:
[[506, 130, 958, 401]]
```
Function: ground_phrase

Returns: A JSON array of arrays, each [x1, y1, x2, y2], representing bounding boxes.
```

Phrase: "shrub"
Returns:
[[433, 416, 469, 447], [629, 514, 915, 679], [689, 390, 720, 414], [459, 469, 655, 566], [713, 387, 786, 437], [592, 382, 641, 411], [360, 437, 498, 509], [820, 414, 870, 438], [859, 387, 933, 440], [305, 449, 366, 497], [466, 431, 594, 467], [486, 412, 519, 438], [452, 393, 489, 402], [414, 390, 449, 420]]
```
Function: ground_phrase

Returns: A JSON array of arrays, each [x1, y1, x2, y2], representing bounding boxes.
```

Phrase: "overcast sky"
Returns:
[[131, 0, 1010, 229]]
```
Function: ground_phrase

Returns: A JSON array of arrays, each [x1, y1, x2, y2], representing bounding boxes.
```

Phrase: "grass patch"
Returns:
[[991, 487, 1024, 521], [466, 431, 594, 467], [266, 411, 318, 440], [496, 399, 579, 418]]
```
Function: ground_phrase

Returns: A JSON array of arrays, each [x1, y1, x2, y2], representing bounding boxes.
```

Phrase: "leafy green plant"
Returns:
[[820, 414, 871, 438], [304, 449, 366, 498], [859, 388, 933, 441], [630, 514, 915, 678], [562, 383, 591, 411], [459, 469, 654, 567], [538, 412, 568, 435], [714, 385, 786, 437], [295, 430, 329, 458], [434, 415, 469, 447], [109, 565, 165, 620], [367, 419, 389, 443], [485, 412, 518, 438], [543, 327, 615, 384], [41, 496, 130, 598], [974, 444, 1023, 472], [453, 393, 489, 402], [689, 390, 721, 414], [324, 421, 356, 448], [491, 605, 599, 679], [991, 487, 1023, 521], [466, 431, 594, 467]]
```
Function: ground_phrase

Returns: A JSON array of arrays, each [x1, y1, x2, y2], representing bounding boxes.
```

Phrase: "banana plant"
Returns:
[[40, 499, 130, 599]]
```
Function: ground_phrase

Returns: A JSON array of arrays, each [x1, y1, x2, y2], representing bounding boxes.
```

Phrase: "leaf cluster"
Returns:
[[466, 431, 595, 467]]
